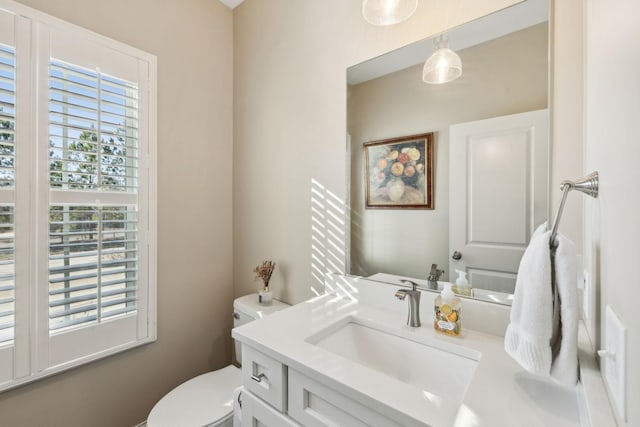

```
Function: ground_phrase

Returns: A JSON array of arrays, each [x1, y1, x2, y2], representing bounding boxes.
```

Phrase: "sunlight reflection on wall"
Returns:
[[310, 179, 347, 296]]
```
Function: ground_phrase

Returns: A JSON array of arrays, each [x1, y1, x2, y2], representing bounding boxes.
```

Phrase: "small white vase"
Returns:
[[258, 290, 273, 305]]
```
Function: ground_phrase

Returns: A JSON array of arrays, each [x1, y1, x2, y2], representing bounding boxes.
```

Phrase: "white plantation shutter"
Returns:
[[0, 1, 156, 391], [0, 8, 27, 386], [48, 60, 141, 333], [0, 44, 16, 188], [41, 25, 154, 370], [48, 61, 139, 192], [0, 43, 15, 345], [0, 206, 14, 344], [48, 206, 138, 330]]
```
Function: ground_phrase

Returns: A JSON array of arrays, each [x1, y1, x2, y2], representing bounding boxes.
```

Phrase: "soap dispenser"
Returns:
[[453, 269, 472, 297], [434, 282, 461, 336]]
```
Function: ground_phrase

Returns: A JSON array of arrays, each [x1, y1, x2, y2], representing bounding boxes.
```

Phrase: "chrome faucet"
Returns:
[[395, 280, 421, 327], [427, 264, 444, 290]]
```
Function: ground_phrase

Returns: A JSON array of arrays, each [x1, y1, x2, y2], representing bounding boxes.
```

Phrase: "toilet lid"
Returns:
[[147, 365, 241, 427]]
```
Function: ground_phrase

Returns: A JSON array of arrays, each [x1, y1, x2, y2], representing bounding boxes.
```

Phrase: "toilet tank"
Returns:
[[232, 294, 289, 364]]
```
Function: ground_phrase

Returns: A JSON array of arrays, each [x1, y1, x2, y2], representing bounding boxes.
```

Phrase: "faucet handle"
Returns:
[[399, 279, 419, 291], [429, 263, 439, 275], [429, 264, 444, 279]]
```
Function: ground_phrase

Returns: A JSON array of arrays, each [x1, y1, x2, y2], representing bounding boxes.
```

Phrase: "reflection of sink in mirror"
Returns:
[[307, 317, 479, 403]]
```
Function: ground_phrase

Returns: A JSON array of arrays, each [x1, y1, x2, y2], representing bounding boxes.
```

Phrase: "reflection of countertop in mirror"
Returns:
[[367, 272, 514, 305], [233, 275, 615, 426]]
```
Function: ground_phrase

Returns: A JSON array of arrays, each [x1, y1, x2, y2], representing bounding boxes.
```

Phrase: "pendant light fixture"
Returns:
[[362, 0, 418, 26], [422, 35, 462, 84]]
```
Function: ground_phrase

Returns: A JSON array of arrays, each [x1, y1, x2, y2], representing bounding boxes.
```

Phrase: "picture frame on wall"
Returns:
[[364, 132, 434, 209]]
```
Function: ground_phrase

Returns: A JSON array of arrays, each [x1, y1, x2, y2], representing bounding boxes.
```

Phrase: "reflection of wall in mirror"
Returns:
[[348, 23, 548, 282]]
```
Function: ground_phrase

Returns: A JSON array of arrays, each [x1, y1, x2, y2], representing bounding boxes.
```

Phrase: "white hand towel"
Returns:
[[232, 386, 244, 427], [504, 223, 554, 376], [550, 234, 579, 386]]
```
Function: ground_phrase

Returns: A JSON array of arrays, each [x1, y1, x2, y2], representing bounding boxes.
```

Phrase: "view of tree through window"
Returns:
[[0, 110, 14, 186], [0, 44, 16, 188], [49, 60, 138, 191]]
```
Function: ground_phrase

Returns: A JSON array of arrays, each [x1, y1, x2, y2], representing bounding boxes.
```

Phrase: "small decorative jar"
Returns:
[[258, 289, 273, 306]]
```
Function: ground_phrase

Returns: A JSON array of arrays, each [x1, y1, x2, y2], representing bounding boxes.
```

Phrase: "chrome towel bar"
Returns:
[[548, 171, 598, 345]]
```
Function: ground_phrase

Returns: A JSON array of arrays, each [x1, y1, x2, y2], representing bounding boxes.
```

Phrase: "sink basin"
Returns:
[[306, 318, 479, 403]]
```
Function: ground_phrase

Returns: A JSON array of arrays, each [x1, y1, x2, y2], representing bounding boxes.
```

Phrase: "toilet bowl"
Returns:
[[147, 294, 290, 427]]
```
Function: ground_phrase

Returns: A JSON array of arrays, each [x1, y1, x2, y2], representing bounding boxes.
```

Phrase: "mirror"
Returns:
[[346, 0, 549, 305]]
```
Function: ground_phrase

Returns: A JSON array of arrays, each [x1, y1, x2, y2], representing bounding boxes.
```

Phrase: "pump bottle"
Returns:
[[453, 269, 473, 297], [434, 282, 461, 336]]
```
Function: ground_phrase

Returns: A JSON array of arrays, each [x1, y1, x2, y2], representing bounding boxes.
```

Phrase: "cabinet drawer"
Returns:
[[242, 345, 287, 412], [241, 389, 300, 427], [288, 369, 403, 427]]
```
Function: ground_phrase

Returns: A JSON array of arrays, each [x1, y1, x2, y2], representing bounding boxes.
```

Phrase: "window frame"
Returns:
[[0, 0, 157, 392]]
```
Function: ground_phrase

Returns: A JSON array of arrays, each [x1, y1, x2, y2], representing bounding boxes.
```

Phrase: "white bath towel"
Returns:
[[550, 234, 579, 386], [504, 223, 579, 387], [232, 386, 244, 427], [504, 223, 554, 376]]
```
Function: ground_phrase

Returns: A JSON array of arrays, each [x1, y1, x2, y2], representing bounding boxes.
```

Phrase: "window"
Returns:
[[48, 61, 140, 331], [0, 1, 156, 391]]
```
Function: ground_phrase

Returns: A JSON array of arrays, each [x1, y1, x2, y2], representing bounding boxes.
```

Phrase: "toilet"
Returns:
[[147, 294, 290, 427]]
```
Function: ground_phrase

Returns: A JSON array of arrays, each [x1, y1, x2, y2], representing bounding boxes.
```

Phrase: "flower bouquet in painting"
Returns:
[[364, 133, 434, 209]]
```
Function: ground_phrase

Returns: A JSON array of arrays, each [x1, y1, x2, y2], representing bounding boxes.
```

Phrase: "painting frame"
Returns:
[[364, 132, 434, 209]]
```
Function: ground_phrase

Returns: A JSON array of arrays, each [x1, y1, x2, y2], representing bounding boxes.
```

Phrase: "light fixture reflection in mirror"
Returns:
[[422, 35, 462, 84], [362, 0, 418, 26]]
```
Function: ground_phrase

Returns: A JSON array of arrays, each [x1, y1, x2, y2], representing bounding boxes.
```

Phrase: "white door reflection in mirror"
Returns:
[[449, 109, 548, 296]]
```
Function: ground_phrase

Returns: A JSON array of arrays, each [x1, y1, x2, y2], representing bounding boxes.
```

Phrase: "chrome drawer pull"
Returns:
[[251, 373, 267, 383]]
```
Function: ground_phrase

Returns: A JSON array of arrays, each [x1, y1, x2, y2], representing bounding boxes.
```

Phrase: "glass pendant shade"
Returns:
[[362, 0, 418, 26], [422, 36, 462, 84]]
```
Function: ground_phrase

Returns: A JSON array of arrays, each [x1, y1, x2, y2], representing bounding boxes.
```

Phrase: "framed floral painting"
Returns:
[[364, 133, 434, 209]]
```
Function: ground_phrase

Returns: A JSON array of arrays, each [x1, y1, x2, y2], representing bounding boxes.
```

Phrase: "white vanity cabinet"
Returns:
[[288, 369, 403, 427], [241, 345, 287, 412], [232, 277, 611, 427], [240, 344, 402, 427], [241, 390, 300, 427]]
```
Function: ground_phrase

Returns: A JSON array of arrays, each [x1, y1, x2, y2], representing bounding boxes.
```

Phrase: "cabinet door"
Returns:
[[242, 345, 287, 412], [241, 389, 300, 427], [288, 369, 403, 427]]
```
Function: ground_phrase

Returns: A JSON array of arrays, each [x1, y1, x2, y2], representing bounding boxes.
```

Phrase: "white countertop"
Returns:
[[232, 276, 610, 426]]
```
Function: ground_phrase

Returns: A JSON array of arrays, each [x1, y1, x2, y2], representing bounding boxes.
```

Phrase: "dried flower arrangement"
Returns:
[[254, 260, 276, 291]]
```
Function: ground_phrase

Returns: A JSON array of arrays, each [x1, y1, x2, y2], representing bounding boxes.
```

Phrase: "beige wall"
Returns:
[[550, 0, 584, 259], [0, 1, 234, 426], [232, 0, 522, 304], [584, 0, 640, 424], [349, 24, 548, 281]]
